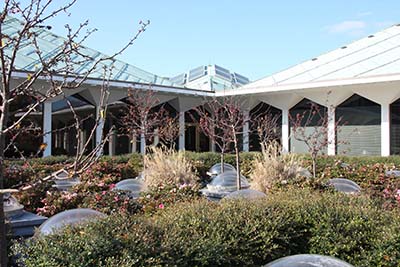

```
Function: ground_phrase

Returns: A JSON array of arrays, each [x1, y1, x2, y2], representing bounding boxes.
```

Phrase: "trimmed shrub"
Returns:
[[13, 189, 400, 267]]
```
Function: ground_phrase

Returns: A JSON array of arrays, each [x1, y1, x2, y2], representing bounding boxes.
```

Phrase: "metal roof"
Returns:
[[243, 23, 400, 89], [3, 16, 172, 86]]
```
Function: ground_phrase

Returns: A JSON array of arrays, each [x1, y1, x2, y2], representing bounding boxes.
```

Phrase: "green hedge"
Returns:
[[13, 189, 400, 267]]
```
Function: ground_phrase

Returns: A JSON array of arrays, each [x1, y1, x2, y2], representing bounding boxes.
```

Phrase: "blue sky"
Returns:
[[47, 0, 400, 81]]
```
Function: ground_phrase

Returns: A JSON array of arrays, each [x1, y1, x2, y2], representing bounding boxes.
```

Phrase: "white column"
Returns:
[[243, 110, 250, 152], [153, 128, 160, 146], [327, 106, 336, 156], [95, 106, 105, 156], [131, 134, 137, 153], [381, 103, 390, 156], [108, 130, 116, 156], [282, 108, 289, 153], [43, 102, 52, 157], [140, 133, 146, 154], [179, 111, 185, 151], [79, 129, 86, 154], [63, 131, 68, 151], [210, 140, 216, 152]]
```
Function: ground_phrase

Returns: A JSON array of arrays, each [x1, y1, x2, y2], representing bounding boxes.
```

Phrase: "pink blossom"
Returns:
[[109, 184, 116, 189], [102, 191, 107, 195], [158, 203, 164, 209], [114, 196, 119, 202]]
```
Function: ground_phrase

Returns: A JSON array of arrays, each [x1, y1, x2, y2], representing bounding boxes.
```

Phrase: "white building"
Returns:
[[5, 16, 400, 157]]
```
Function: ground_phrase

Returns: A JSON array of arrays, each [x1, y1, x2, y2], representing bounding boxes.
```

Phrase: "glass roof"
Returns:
[[4, 16, 172, 86], [39, 208, 105, 235], [264, 254, 354, 267], [244, 24, 400, 89], [170, 65, 250, 91]]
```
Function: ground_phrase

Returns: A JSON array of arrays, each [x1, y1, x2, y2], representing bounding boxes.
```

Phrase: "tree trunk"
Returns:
[[220, 151, 225, 173], [0, 105, 9, 267], [312, 155, 317, 179], [233, 130, 241, 190]]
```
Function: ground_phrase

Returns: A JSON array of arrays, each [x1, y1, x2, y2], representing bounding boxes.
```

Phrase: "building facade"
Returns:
[[6, 16, 400, 157]]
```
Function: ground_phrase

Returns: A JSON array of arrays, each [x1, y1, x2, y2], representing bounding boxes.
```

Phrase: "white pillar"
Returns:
[[327, 106, 336, 156], [381, 103, 390, 156], [243, 110, 250, 152], [95, 106, 105, 156], [210, 140, 216, 152], [179, 111, 185, 151], [43, 102, 52, 157], [108, 130, 116, 156], [63, 131, 68, 152], [140, 133, 146, 154], [153, 128, 160, 146], [131, 134, 137, 153], [282, 108, 289, 153]]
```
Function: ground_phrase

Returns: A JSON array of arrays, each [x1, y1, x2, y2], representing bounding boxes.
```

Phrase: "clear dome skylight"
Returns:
[[328, 178, 361, 193], [263, 254, 354, 267], [207, 163, 236, 177], [38, 208, 105, 235], [224, 189, 266, 200], [114, 179, 146, 198], [207, 171, 250, 192]]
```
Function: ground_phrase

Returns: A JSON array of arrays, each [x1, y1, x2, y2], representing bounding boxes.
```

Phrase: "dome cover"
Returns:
[[38, 208, 105, 235], [207, 163, 236, 177], [114, 179, 146, 198], [207, 171, 250, 192], [328, 178, 361, 193], [224, 189, 266, 200], [3, 193, 24, 218], [263, 254, 354, 267]]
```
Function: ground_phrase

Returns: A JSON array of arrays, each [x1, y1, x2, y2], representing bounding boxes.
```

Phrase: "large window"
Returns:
[[289, 99, 327, 154], [336, 94, 380, 155], [390, 99, 400, 155], [250, 102, 281, 151]]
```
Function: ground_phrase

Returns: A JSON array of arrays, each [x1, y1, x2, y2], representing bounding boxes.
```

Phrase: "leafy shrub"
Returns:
[[138, 183, 202, 215], [13, 189, 400, 267], [143, 148, 199, 188]]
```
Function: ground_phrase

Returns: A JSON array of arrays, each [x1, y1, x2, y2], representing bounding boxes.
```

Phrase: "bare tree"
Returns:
[[195, 97, 248, 190], [194, 100, 232, 173], [158, 115, 179, 149], [119, 88, 167, 156], [252, 108, 281, 152], [0, 1, 148, 265], [290, 102, 344, 178]]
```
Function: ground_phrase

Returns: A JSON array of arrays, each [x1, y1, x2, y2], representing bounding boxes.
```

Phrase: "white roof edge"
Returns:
[[11, 70, 214, 97], [217, 72, 400, 96]]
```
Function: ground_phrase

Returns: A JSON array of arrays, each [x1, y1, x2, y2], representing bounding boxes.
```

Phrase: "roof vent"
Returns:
[[341, 46, 347, 49], [312, 58, 318, 61], [368, 35, 374, 38]]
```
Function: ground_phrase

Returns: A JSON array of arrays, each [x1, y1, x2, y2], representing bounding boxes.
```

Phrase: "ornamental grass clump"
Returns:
[[250, 142, 304, 193], [143, 147, 199, 188]]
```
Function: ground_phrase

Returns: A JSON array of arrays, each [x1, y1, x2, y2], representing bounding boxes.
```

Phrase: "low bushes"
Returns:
[[13, 189, 400, 267]]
